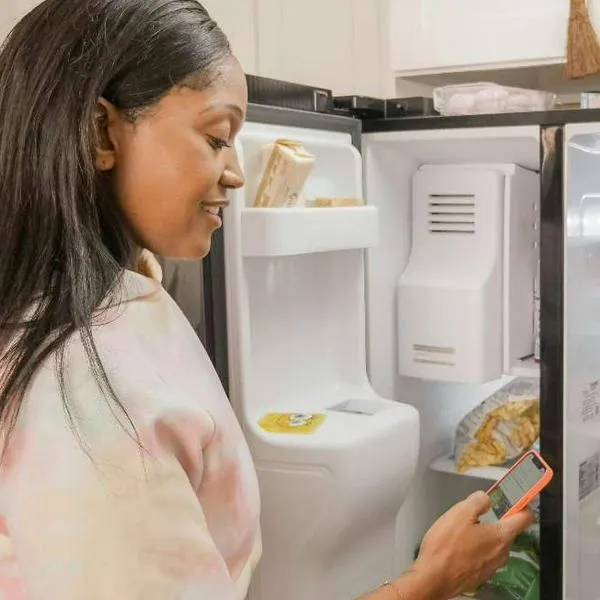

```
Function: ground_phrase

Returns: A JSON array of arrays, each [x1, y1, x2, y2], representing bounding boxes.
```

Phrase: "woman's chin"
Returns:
[[154, 237, 212, 261]]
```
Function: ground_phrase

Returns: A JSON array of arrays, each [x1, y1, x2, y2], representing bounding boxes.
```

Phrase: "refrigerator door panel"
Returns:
[[229, 107, 419, 600], [247, 104, 361, 146], [563, 123, 600, 600]]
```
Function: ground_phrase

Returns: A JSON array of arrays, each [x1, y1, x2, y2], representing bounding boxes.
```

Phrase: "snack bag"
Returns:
[[454, 378, 540, 473]]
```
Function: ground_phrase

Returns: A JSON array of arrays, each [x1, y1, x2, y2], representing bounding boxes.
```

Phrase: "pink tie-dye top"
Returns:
[[0, 252, 262, 599]]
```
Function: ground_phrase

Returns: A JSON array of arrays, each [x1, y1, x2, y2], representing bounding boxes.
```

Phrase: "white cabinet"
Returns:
[[199, 0, 257, 74], [0, 1, 391, 98], [0, 1, 259, 73], [390, 0, 571, 75], [209, 0, 390, 97], [256, 0, 386, 96], [0, 7, 12, 43], [0, 0, 41, 42]]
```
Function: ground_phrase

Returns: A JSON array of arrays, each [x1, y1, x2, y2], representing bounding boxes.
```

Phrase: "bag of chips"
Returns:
[[454, 378, 540, 473]]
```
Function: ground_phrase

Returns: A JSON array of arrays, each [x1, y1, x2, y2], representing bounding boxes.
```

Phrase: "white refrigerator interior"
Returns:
[[564, 123, 600, 600], [225, 119, 543, 599], [224, 121, 420, 600], [362, 125, 541, 575]]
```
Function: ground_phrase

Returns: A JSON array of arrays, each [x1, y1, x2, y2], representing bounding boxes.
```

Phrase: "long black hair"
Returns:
[[0, 0, 232, 452]]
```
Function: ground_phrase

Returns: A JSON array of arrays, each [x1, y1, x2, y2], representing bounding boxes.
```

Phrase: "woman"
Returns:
[[0, 1, 533, 599]]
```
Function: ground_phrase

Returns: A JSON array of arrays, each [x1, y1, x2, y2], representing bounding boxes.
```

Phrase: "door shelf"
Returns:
[[430, 454, 508, 481], [241, 206, 379, 257]]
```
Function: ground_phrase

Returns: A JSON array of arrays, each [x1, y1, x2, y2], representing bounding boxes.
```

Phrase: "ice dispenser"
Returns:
[[397, 164, 539, 383]]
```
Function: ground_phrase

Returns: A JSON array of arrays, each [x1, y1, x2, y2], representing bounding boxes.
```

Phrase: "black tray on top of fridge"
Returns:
[[333, 96, 386, 118], [385, 96, 438, 117], [333, 95, 438, 119], [246, 74, 334, 114]]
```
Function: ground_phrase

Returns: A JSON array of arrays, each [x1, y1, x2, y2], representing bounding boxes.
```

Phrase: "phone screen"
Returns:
[[488, 453, 547, 520]]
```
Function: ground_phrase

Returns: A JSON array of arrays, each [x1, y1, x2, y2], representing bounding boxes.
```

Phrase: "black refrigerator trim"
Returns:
[[539, 125, 564, 600], [203, 103, 361, 395], [363, 107, 600, 133], [246, 103, 362, 148], [202, 226, 230, 395]]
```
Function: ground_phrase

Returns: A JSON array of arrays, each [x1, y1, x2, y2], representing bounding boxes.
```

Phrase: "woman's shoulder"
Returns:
[[21, 254, 224, 449]]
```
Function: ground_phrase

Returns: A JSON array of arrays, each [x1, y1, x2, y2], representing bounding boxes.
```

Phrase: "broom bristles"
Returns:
[[567, 0, 600, 79]]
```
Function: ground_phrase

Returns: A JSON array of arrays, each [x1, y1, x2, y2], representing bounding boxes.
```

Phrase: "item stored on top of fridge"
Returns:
[[581, 92, 600, 109], [308, 197, 364, 208], [433, 83, 556, 116], [246, 74, 333, 113], [385, 97, 437, 117], [454, 377, 540, 473], [253, 139, 316, 208], [333, 96, 385, 119]]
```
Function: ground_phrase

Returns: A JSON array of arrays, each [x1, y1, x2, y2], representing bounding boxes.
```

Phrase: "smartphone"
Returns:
[[484, 449, 553, 522]]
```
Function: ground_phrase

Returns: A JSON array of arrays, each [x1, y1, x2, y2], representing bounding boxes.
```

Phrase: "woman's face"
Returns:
[[97, 58, 247, 259]]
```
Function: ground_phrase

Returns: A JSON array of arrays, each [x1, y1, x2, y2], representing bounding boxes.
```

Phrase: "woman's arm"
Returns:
[[361, 492, 535, 600]]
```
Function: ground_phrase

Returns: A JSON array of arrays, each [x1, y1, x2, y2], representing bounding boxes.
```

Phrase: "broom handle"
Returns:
[[572, 0, 589, 12]]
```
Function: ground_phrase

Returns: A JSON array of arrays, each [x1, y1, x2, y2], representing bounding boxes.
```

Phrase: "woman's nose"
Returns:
[[221, 151, 245, 190]]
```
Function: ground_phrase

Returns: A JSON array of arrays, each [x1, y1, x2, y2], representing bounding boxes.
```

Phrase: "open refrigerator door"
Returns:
[[224, 109, 419, 600], [563, 123, 600, 600]]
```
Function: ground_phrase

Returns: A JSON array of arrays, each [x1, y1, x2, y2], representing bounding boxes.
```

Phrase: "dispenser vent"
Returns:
[[428, 193, 476, 234]]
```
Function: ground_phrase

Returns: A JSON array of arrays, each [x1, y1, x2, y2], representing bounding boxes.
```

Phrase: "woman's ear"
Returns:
[[94, 97, 122, 171]]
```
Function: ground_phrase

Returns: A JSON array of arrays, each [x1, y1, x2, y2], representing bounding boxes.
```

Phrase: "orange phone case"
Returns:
[[485, 449, 554, 520]]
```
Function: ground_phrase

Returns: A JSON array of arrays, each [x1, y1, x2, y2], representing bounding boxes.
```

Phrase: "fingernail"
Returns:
[[469, 491, 487, 499]]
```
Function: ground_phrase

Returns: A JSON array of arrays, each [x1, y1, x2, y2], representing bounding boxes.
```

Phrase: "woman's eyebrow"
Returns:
[[200, 103, 244, 119]]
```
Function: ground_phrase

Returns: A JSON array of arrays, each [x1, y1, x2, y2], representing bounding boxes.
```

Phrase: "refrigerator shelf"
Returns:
[[241, 206, 379, 257], [429, 454, 508, 481], [510, 356, 540, 379]]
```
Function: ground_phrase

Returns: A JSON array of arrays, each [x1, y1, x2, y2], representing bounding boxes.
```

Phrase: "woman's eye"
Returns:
[[207, 135, 231, 151]]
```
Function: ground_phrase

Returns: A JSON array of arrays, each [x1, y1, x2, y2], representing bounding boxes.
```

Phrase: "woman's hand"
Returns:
[[411, 491, 535, 599]]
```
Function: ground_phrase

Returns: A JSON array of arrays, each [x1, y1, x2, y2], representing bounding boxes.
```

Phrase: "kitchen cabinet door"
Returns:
[[0, 1, 258, 75], [200, 0, 258, 74], [0, 0, 41, 42], [0, 0, 390, 97], [256, 0, 384, 96], [390, 0, 571, 75]]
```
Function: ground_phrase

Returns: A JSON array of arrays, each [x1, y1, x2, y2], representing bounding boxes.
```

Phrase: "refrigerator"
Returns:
[[181, 77, 600, 600]]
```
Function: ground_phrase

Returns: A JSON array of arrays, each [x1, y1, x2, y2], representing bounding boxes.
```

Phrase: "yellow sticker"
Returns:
[[259, 412, 326, 435]]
